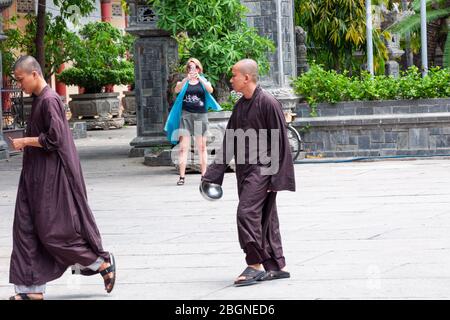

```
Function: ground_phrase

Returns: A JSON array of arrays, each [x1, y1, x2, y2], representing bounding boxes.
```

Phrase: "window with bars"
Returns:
[[17, 0, 36, 14]]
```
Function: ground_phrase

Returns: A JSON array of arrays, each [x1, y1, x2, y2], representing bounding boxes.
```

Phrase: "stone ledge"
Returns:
[[296, 98, 450, 117], [295, 112, 450, 127], [305, 148, 450, 158], [144, 149, 173, 166]]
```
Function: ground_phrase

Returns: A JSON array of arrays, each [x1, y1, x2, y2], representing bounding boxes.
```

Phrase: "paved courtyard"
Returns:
[[1, 126, 450, 299]]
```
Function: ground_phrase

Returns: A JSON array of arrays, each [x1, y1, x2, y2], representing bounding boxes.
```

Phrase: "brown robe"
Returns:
[[9, 86, 109, 286], [203, 86, 295, 270]]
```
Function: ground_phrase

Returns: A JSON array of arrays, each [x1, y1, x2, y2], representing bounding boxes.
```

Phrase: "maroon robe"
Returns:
[[9, 86, 109, 286], [203, 86, 295, 270]]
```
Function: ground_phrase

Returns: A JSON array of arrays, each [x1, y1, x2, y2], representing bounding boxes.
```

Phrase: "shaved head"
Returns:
[[234, 59, 259, 83], [13, 55, 47, 95], [13, 55, 43, 77]]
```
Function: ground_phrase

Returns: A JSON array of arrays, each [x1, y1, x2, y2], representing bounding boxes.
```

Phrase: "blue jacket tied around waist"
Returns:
[[164, 75, 222, 144]]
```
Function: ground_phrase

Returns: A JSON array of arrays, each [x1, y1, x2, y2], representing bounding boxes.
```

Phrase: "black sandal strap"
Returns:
[[20, 293, 31, 300], [9, 293, 31, 300], [100, 253, 116, 276], [239, 267, 264, 279], [100, 265, 115, 276]]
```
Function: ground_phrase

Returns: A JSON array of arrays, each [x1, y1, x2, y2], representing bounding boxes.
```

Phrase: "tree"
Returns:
[[58, 22, 135, 93], [388, 0, 450, 68], [295, 0, 391, 74], [34, 0, 96, 70], [1, 13, 79, 81], [148, 0, 275, 102]]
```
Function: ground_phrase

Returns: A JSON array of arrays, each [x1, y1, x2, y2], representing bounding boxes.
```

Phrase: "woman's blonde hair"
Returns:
[[185, 58, 203, 74]]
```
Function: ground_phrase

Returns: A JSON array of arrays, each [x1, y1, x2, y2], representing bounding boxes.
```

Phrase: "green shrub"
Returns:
[[292, 64, 450, 109]]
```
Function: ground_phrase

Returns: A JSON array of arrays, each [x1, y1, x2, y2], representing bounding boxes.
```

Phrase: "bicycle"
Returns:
[[284, 111, 303, 162]]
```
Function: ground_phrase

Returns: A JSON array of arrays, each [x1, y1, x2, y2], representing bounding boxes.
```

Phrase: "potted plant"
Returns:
[[58, 21, 134, 130]]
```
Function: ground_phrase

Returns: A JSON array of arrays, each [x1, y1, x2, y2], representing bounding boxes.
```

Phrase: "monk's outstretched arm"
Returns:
[[202, 113, 236, 185]]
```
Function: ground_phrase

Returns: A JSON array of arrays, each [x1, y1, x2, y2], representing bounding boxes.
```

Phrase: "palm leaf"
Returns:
[[387, 8, 450, 34], [412, 0, 430, 12], [411, 0, 447, 12]]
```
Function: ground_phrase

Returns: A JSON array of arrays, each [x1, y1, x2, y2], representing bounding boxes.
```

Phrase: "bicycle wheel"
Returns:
[[286, 125, 302, 161]]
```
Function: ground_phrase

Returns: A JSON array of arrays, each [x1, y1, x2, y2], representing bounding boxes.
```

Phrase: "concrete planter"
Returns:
[[69, 92, 124, 130], [294, 98, 450, 158], [23, 95, 69, 124]]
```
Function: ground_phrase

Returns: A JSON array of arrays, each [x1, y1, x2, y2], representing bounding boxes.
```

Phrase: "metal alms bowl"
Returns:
[[199, 181, 223, 201]]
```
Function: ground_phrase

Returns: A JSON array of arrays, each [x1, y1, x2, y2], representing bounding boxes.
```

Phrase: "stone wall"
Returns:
[[294, 98, 450, 157]]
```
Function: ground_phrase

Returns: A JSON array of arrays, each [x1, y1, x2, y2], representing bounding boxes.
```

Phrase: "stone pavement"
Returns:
[[1, 126, 450, 299]]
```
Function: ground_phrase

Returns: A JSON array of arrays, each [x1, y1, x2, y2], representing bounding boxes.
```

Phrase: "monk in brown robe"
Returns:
[[7, 56, 116, 300], [202, 59, 296, 286]]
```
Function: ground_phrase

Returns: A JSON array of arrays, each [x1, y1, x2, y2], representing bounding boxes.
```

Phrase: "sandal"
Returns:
[[258, 270, 290, 281], [234, 266, 266, 287], [177, 176, 185, 185], [100, 253, 116, 293], [9, 293, 43, 300]]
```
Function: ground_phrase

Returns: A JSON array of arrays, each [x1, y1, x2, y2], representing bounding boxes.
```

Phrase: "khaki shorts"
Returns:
[[179, 110, 209, 137]]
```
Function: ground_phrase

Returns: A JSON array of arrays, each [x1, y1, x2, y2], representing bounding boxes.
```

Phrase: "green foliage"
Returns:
[[219, 90, 242, 111], [219, 102, 234, 111], [148, 0, 275, 85], [294, 0, 390, 74], [58, 22, 135, 93], [388, 0, 450, 68], [58, 61, 134, 94], [0, 17, 22, 79], [0, 13, 79, 80], [292, 64, 450, 107], [52, 0, 96, 18]]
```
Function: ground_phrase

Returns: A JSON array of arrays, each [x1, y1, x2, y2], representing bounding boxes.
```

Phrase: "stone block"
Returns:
[[370, 130, 385, 143], [409, 128, 429, 149], [429, 128, 442, 135], [428, 105, 447, 113], [338, 106, 356, 116], [380, 143, 396, 149], [356, 107, 374, 115], [379, 149, 398, 156], [144, 149, 173, 166], [373, 106, 393, 114], [358, 136, 370, 150], [393, 106, 411, 114], [434, 136, 450, 148], [70, 122, 87, 139], [385, 132, 398, 143], [397, 132, 408, 149], [349, 136, 358, 145], [335, 131, 350, 145]]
